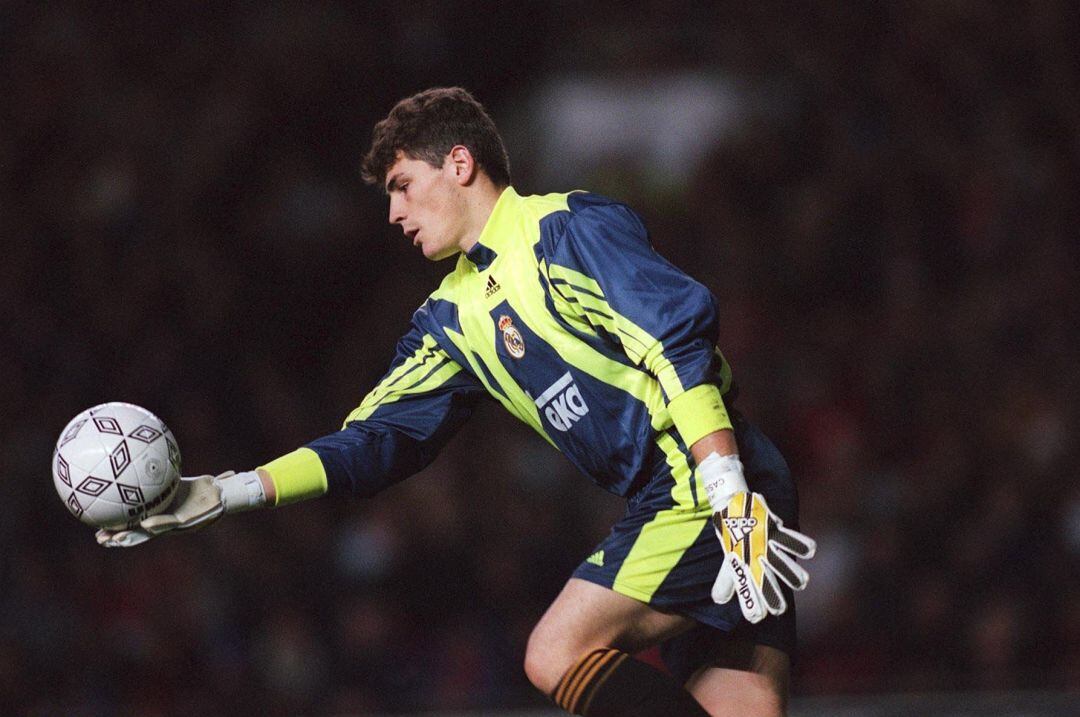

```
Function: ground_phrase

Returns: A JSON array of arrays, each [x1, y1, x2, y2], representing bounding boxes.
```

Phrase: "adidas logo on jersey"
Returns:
[[535, 372, 589, 432], [586, 550, 605, 566], [484, 274, 501, 298]]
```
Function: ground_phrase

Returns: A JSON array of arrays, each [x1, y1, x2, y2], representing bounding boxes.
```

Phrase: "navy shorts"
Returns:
[[572, 410, 800, 682]]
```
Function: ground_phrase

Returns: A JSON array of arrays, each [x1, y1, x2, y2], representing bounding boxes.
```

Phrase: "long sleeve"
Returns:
[[305, 316, 486, 498]]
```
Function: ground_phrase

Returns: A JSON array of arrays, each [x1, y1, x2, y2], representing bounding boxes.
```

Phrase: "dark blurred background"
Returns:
[[4, 1, 1079, 714]]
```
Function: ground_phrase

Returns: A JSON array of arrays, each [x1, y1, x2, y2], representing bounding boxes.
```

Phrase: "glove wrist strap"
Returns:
[[215, 471, 266, 513], [697, 452, 748, 512]]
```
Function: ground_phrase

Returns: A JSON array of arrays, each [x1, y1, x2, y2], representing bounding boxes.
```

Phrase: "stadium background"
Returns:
[[4, 2, 1078, 715]]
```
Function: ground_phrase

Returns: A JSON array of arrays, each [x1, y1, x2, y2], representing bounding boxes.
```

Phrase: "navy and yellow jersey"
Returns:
[[266, 187, 735, 503]]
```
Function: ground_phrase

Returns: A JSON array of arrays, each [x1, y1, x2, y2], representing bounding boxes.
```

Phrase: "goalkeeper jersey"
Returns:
[[303, 187, 733, 499]]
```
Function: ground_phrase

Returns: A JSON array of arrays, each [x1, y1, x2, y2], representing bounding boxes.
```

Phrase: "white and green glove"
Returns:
[[698, 452, 817, 624], [96, 471, 266, 548]]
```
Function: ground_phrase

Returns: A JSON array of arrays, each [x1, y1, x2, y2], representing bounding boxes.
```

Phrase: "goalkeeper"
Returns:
[[100, 87, 816, 717]]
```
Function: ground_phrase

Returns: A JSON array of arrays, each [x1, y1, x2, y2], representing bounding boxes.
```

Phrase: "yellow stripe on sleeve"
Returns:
[[642, 343, 682, 398], [546, 261, 686, 397], [344, 334, 442, 424], [545, 262, 604, 296], [259, 447, 328, 506], [350, 356, 464, 423]]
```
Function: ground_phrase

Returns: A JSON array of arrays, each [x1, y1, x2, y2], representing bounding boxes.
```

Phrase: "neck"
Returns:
[[457, 180, 507, 254]]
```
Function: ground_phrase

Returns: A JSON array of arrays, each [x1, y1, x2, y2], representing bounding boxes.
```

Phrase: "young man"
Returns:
[[98, 87, 816, 717]]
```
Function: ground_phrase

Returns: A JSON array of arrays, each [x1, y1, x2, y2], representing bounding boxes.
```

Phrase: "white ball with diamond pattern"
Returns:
[[52, 402, 181, 529]]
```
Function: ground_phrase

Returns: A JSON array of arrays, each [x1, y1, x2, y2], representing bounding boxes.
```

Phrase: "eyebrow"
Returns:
[[385, 173, 402, 194]]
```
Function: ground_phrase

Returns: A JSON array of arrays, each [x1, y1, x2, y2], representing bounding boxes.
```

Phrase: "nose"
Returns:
[[388, 193, 405, 226]]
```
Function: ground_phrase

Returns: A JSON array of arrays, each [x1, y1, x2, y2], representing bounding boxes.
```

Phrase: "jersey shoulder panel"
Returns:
[[534, 190, 644, 259], [520, 190, 576, 222]]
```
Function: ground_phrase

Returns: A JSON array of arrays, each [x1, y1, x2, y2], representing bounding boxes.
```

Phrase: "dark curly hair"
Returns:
[[361, 87, 510, 190]]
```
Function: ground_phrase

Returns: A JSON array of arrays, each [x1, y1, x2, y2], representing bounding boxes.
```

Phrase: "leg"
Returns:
[[684, 642, 789, 717], [525, 577, 694, 694], [660, 587, 796, 717], [526, 578, 713, 716], [525, 578, 790, 717], [532, 413, 800, 715]]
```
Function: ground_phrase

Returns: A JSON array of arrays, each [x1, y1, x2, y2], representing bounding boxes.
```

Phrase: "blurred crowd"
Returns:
[[3, 2, 1078, 714]]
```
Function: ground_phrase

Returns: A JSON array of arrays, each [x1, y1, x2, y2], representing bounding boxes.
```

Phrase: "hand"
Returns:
[[710, 491, 816, 623], [96, 473, 230, 547], [696, 451, 816, 624]]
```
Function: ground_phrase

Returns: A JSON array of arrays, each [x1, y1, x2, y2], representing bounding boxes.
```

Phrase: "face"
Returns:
[[385, 152, 469, 261]]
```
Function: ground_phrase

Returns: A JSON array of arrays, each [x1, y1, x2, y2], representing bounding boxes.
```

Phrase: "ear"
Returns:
[[447, 145, 477, 186]]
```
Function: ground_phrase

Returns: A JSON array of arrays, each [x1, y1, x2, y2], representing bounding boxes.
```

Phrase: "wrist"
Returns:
[[214, 471, 267, 513], [256, 468, 277, 506], [697, 452, 748, 512]]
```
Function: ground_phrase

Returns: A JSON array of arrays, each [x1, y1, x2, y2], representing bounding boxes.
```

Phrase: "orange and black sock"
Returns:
[[551, 647, 710, 716]]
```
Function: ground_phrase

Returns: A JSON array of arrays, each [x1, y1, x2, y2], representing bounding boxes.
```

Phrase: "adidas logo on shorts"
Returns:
[[586, 550, 605, 566]]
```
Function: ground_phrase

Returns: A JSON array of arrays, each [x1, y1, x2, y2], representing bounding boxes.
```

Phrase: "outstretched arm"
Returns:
[[98, 312, 486, 547]]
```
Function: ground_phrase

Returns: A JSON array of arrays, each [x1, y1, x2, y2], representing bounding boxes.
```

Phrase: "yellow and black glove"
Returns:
[[699, 453, 816, 624]]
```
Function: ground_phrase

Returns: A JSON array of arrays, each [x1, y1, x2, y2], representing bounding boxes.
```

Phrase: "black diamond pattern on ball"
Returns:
[[128, 425, 162, 443], [56, 454, 72, 486], [76, 476, 111, 497], [60, 419, 87, 447], [166, 437, 181, 472], [67, 492, 83, 517], [110, 440, 131, 477], [92, 416, 123, 435], [117, 483, 144, 505]]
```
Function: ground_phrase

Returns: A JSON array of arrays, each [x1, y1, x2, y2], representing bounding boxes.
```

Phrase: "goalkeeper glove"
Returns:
[[96, 471, 266, 548], [698, 452, 816, 624]]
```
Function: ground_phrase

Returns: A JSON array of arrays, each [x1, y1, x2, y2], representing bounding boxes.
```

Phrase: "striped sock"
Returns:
[[551, 647, 710, 716]]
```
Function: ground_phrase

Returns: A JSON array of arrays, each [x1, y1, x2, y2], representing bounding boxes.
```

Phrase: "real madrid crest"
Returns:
[[498, 315, 526, 359]]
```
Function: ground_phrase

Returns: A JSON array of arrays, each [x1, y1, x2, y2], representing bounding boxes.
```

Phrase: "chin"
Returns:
[[426, 245, 459, 261]]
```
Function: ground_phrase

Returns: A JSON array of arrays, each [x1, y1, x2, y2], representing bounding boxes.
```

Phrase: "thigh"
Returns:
[[684, 643, 790, 717], [525, 577, 696, 693], [660, 588, 797, 684], [527, 578, 791, 715], [535, 577, 696, 652]]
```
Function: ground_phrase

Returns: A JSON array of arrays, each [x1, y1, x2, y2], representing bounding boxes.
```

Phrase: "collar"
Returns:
[[463, 186, 521, 271]]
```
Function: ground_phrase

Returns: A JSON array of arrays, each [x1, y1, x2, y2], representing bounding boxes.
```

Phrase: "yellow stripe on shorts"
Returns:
[[611, 432, 711, 602]]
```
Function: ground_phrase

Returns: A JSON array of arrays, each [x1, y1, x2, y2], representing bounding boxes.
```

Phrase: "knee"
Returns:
[[524, 624, 578, 695]]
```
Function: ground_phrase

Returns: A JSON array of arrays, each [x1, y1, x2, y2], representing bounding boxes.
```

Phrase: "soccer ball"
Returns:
[[52, 402, 181, 530]]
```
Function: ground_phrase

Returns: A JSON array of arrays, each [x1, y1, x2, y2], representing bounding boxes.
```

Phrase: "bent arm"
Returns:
[[546, 195, 737, 457], [546, 195, 733, 407]]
